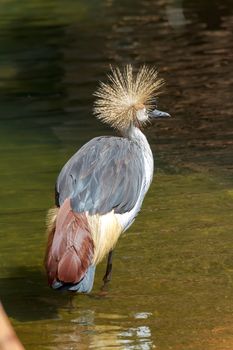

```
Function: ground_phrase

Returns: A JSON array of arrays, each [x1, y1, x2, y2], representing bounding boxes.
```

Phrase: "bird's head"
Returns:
[[93, 65, 170, 131]]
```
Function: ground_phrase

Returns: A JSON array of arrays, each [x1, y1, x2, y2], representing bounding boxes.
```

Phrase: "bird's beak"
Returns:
[[149, 108, 171, 119]]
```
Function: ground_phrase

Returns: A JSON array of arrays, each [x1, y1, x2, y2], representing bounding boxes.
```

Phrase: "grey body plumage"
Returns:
[[56, 136, 145, 215]]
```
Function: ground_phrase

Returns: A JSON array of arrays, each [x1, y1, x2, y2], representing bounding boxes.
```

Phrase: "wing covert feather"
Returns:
[[56, 136, 144, 215]]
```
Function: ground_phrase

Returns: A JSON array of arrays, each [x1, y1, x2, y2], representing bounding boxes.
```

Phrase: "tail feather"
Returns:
[[52, 265, 96, 293], [45, 198, 94, 287]]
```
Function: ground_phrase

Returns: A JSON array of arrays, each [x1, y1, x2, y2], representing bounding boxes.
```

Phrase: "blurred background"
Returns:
[[0, 0, 233, 349]]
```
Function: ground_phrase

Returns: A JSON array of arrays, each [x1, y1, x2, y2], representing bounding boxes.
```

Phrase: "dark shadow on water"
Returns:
[[0, 266, 71, 322]]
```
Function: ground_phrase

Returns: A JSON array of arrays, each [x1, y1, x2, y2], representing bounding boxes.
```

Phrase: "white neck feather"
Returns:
[[125, 124, 150, 149], [116, 124, 154, 231], [126, 123, 154, 185]]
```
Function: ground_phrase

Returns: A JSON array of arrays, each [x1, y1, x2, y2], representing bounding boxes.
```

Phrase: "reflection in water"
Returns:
[[119, 326, 153, 350], [0, 0, 233, 349], [166, 0, 188, 30], [50, 310, 154, 350]]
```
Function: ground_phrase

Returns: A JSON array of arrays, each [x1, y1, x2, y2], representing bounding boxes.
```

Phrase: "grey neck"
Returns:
[[124, 123, 154, 193], [124, 123, 149, 147]]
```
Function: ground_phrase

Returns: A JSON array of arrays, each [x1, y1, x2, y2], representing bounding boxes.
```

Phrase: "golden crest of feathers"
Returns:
[[93, 65, 164, 130]]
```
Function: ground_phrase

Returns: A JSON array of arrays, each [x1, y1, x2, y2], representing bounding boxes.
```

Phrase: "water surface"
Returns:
[[0, 0, 233, 349]]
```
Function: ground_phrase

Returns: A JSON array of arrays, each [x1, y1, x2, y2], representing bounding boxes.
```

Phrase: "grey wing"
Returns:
[[56, 136, 144, 215]]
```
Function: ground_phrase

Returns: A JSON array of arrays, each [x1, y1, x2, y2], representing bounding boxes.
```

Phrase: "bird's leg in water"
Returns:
[[68, 292, 76, 310], [103, 250, 113, 284], [98, 250, 113, 295]]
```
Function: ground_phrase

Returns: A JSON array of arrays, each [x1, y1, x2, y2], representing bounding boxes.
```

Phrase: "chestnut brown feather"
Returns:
[[45, 199, 94, 285]]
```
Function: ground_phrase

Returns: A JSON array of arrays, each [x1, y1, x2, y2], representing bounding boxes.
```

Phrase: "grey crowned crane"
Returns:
[[44, 65, 170, 293]]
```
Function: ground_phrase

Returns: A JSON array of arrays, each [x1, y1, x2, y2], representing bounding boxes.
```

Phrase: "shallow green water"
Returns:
[[0, 0, 233, 349]]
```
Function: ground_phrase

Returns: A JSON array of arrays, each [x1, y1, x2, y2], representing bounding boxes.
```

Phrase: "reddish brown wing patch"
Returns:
[[45, 199, 94, 285]]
